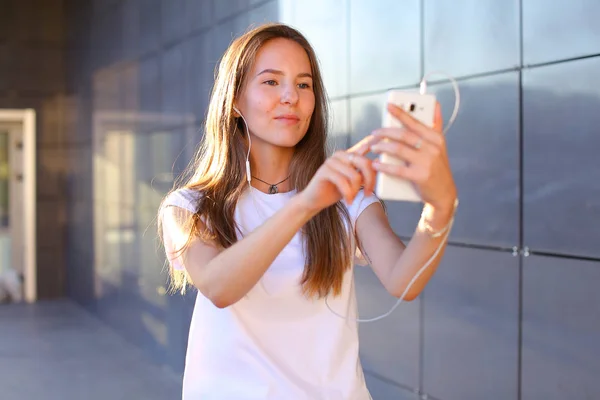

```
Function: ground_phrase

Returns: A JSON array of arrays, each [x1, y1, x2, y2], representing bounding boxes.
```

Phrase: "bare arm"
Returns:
[[355, 201, 455, 301], [163, 196, 319, 308]]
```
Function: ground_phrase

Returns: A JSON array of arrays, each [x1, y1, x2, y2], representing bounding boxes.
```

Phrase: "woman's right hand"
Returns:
[[297, 136, 377, 213]]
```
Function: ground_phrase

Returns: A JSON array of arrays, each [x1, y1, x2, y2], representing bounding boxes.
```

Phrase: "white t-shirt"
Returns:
[[161, 186, 379, 399]]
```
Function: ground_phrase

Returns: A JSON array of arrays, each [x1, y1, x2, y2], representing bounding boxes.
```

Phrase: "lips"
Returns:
[[274, 114, 300, 122]]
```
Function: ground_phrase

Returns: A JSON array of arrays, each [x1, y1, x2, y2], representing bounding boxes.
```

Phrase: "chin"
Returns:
[[277, 135, 306, 149], [261, 129, 307, 149]]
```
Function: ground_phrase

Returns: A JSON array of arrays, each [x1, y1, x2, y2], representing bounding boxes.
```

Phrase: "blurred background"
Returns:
[[0, 0, 599, 399]]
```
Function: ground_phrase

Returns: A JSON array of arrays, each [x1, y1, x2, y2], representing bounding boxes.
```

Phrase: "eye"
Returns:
[[298, 82, 311, 89], [263, 80, 277, 86]]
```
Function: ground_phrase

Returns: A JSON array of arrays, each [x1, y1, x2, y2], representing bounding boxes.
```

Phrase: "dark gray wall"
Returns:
[[0, 0, 68, 299], [60, 1, 600, 399]]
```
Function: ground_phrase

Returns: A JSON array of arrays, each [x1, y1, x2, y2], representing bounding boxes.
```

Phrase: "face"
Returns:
[[235, 38, 316, 149]]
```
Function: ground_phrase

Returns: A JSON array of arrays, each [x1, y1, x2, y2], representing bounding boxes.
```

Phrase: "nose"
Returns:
[[280, 83, 299, 105]]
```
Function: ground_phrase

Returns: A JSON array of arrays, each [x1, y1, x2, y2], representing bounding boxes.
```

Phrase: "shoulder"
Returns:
[[161, 187, 203, 214], [343, 189, 381, 225], [160, 188, 204, 238]]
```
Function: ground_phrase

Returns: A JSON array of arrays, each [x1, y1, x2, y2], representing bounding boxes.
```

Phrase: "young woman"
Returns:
[[159, 23, 457, 399]]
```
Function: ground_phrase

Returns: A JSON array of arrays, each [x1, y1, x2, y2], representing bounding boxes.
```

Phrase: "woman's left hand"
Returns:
[[370, 102, 457, 213]]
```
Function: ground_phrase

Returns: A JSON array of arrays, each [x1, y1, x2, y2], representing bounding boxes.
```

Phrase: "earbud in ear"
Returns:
[[233, 106, 241, 117]]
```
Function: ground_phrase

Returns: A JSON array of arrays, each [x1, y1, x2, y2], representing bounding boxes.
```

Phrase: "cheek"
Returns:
[[248, 87, 278, 114], [302, 93, 316, 121]]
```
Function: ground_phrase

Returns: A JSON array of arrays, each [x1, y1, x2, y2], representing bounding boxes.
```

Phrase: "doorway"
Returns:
[[0, 110, 36, 303]]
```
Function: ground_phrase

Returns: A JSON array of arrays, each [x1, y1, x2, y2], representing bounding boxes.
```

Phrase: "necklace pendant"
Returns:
[[268, 185, 278, 194]]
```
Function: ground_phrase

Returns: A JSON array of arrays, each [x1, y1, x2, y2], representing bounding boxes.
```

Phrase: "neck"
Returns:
[[249, 138, 294, 193]]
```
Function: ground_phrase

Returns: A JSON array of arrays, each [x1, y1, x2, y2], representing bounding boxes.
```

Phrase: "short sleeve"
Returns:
[[161, 188, 200, 213], [344, 189, 380, 230], [160, 189, 202, 271]]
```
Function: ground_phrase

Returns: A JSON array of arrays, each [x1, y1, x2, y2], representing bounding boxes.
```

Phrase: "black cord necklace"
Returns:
[[251, 175, 290, 194]]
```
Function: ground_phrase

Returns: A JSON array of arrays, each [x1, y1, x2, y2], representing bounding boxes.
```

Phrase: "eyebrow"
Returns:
[[257, 68, 313, 79]]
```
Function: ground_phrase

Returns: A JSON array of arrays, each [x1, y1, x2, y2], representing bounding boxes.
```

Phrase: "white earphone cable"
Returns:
[[420, 70, 461, 135], [236, 108, 272, 295]]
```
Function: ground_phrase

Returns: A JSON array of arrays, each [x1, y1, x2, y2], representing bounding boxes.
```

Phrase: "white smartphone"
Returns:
[[375, 90, 437, 202]]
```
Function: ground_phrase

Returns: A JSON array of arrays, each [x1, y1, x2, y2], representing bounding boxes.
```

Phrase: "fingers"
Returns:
[[326, 151, 376, 202], [372, 127, 441, 150], [348, 135, 378, 156], [386, 102, 443, 144], [323, 161, 357, 204], [336, 151, 377, 197], [370, 139, 421, 165], [345, 152, 376, 196], [369, 126, 445, 185], [372, 159, 423, 183], [329, 156, 362, 195]]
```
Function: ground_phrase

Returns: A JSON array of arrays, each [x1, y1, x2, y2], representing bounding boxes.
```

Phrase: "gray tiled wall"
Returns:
[[56, 1, 600, 399]]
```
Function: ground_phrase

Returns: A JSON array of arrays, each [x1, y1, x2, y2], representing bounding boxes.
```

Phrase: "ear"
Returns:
[[232, 105, 241, 118]]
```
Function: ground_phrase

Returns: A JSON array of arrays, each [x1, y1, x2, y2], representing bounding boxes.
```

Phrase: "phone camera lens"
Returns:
[[409, 103, 416, 112]]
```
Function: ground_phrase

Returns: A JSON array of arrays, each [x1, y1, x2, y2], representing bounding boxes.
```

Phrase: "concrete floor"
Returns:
[[0, 299, 182, 400]]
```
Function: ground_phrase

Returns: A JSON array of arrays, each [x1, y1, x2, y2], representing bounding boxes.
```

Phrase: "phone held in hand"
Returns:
[[375, 90, 437, 202]]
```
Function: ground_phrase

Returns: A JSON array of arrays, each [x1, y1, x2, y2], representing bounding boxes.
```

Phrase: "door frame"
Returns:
[[0, 109, 36, 303]]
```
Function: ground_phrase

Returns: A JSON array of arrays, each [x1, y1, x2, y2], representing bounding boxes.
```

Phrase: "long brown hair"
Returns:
[[159, 23, 353, 298]]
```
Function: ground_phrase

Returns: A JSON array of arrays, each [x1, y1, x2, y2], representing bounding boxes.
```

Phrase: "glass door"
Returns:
[[0, 123, 23, 282], [0, 130, 10, 275]]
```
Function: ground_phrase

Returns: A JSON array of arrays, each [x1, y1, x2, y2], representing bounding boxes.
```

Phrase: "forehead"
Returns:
[[251, 37, 312, 72]]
